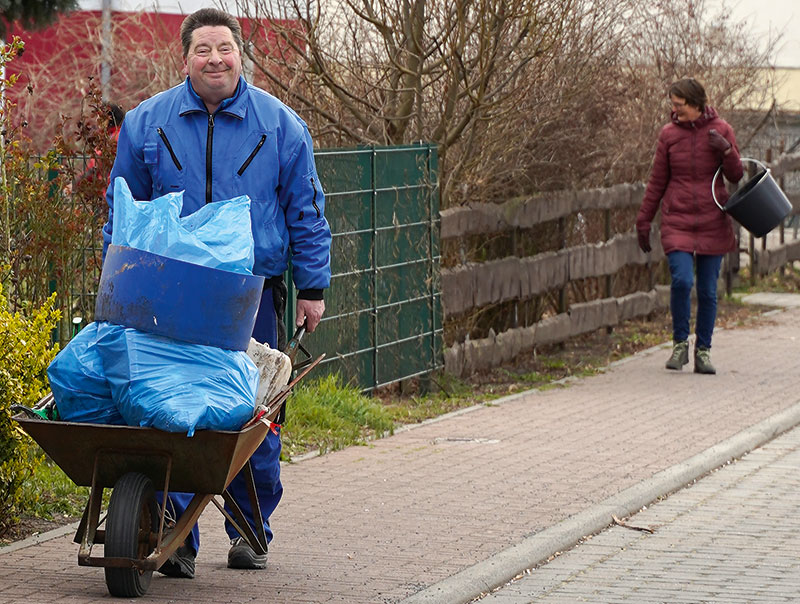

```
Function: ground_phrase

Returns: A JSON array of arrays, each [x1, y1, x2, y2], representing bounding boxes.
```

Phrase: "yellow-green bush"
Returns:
[[0, 284, 60, 536]]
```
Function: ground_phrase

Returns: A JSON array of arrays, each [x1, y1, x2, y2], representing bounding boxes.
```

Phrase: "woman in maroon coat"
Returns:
[[636, 78, 743, 374]]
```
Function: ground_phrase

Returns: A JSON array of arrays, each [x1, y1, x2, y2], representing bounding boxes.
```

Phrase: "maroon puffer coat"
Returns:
[[636, 106, 743, 255]]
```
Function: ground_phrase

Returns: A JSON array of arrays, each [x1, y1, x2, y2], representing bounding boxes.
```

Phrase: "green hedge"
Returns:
[[0, 285, 60, 536]]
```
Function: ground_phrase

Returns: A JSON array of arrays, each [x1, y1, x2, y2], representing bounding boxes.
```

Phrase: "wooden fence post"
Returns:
[[604, 209, 613, 334], [558, 216, 567, 314]]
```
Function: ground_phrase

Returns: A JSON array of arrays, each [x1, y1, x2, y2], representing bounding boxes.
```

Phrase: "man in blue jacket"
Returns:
[[102, 7, 331, 577]]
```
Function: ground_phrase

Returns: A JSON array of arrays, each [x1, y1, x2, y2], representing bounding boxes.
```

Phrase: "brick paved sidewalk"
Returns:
[[2, 307, 799, 604], [478, 422, 800, 603]]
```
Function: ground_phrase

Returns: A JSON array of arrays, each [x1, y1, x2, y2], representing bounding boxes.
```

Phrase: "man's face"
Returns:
[[183, 25, 242, 110]]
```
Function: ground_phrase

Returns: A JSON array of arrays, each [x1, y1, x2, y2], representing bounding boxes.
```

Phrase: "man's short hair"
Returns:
[[180, 8, 243, 57]]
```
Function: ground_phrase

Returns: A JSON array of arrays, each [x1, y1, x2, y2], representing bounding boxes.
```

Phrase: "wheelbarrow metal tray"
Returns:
[[14, 415, 268, 494]]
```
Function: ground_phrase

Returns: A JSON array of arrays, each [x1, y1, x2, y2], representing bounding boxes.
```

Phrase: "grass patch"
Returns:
[[281, 374, 395, 459], [734, 263, 800, 294], [18, 457, 91, 520]]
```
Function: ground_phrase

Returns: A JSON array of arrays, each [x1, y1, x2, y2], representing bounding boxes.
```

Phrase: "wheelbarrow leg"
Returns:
[[75, 482, 104, 550], [77, 449, 106, 556], [213, 461, 268, 556], [145, 492, 214, 566]]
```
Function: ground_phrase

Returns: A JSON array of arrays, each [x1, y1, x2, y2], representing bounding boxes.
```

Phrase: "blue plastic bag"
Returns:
[[46, 322, 125, 425], [111, 177, 255, 274], [94, 322, 258, 436]]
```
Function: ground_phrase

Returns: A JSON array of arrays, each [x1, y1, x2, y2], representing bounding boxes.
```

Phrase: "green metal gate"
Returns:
[[293, 143, 443, 391]]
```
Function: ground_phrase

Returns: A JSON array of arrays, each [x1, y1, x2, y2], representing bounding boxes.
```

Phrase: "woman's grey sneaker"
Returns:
[[694, 347, 716, 374], [665, 340, 689, 370], [157, 544, 196, 578], [227, 537, 267, 569]]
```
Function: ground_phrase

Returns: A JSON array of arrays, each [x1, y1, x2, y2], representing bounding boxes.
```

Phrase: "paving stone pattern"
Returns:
[[1, 308, 799, 603], [479, 424, 800, 603]]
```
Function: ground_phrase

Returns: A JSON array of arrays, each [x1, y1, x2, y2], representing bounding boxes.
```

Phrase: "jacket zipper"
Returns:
[[206, 113, 214, 204], [237, 135, 266, 176], [157, 128, 182, 171], [310, 177, 321, 218], [692, 127, 698, 248]]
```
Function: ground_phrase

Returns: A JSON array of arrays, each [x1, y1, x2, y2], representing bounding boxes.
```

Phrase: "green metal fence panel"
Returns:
[[306, 143, 442, 391]]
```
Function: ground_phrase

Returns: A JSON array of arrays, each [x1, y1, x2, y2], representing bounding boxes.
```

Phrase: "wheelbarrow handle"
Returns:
[[241, 352, 326, 430], [284, 321, 313, 370]]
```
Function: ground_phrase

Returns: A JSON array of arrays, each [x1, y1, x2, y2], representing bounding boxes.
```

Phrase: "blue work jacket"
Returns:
[[102, 76, 331, 295]]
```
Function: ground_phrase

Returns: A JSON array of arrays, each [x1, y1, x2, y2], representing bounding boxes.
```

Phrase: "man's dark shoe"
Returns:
[[157, 544, 196, 578], [665, 340, 689, 370], [694, 347, 716, 375], [227, 537, 267, 569]]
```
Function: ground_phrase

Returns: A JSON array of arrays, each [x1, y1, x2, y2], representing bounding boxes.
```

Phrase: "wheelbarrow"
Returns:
[[12, 325, 323, 598]]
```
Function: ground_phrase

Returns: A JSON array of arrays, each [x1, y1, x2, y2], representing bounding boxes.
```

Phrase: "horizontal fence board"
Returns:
[[768, 152, 800, 179], [441, 232, 665, 318], [440, 183, 646, 238], [441, 153, 800, 240], [443, 286, 671, 377], [752, 237, 800, 275]]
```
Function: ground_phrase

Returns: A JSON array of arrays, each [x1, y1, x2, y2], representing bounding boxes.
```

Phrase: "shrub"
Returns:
[[2, 36, 116, 346], [0, 284, 60, 536]]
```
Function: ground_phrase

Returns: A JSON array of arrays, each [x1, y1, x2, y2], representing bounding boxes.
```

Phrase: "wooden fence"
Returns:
[[441, 152, 800, 377]]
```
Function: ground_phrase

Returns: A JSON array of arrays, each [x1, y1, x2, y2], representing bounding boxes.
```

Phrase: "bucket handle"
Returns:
[[711, 157, 767, 212]]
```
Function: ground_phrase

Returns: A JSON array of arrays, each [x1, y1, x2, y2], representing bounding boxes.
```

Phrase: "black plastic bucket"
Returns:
[[712, 157, 793, 238]]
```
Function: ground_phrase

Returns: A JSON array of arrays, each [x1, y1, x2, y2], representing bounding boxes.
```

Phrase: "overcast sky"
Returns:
[[709, 0, 800, 67]]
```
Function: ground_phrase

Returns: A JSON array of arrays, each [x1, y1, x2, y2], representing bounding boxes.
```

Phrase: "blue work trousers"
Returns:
[[161, 285, 283, 554], [667, 251, 723, 349]]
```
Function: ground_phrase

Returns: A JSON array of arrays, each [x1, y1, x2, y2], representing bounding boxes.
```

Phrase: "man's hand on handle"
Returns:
[[296, 299, 325, 332]]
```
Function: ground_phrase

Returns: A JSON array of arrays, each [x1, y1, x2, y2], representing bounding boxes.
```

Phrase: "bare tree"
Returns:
[[11, 10, 181, 150], [237, 0, 778, 206], [9, 0, 779, 203], [599, 0, 775, 183], [239, 0, 588, 205]]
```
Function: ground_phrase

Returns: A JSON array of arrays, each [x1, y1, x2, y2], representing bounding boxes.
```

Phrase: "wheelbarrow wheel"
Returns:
[[104, 472, 158, 597]]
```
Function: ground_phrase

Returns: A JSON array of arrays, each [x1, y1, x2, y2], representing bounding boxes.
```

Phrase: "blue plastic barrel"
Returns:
[[95, 245, 265, 350]]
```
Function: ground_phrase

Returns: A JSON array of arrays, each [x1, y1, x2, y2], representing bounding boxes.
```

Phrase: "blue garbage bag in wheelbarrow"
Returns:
[[47, 322, 125, 425], [94, 322, 258, 436]]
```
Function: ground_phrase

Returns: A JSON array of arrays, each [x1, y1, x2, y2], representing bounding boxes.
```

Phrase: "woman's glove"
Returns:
[[637, 228, 651, 253], [708, 129, 732, 155]]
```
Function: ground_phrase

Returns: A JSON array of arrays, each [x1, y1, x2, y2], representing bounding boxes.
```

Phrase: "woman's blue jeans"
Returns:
[[667, 251, 723, 349]]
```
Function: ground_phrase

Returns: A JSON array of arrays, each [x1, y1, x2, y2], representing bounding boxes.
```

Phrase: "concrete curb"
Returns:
[[0, 521, 80, 555], [399, 400, 800, 604]]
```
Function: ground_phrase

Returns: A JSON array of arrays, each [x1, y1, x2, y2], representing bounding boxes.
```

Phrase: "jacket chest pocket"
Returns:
[[144, 129, 185, 196], [234, 131, 277, 190]]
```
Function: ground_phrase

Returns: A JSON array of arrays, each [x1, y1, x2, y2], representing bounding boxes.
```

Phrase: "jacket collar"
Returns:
[[179, 76, 249, 118], [671, 105, 718, 129]]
